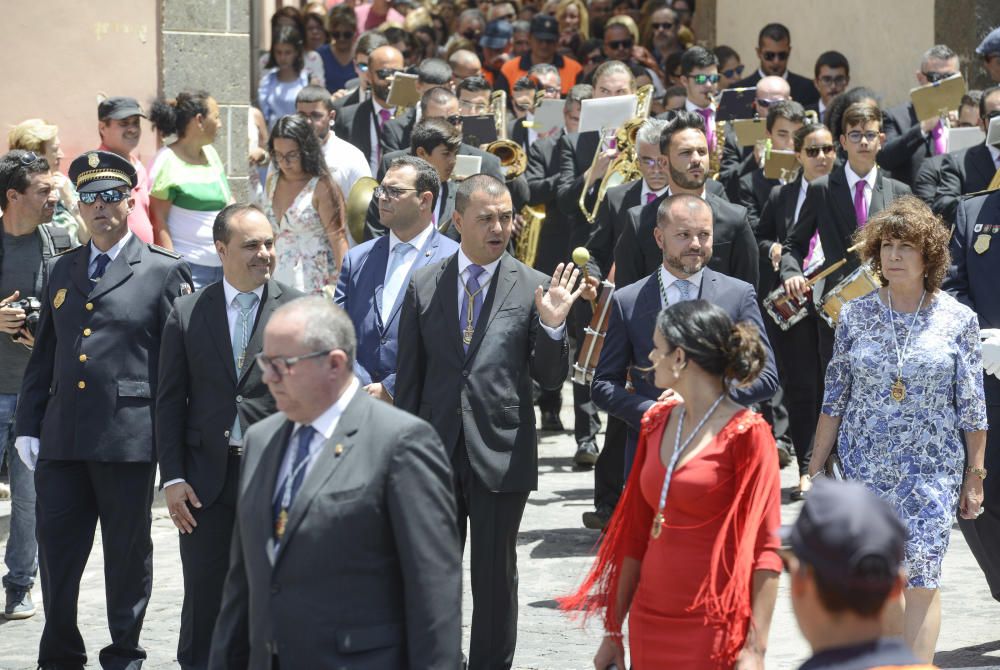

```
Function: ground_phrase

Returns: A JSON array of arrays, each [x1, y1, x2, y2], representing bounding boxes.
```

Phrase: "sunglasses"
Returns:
[[375, 68, 399, 80], [845, 130, 879, 143], [756, 97, 782, 108], [818, 74, 848, 87], [721, 65, 744, 79], [330, 31, 355, 40], [922, 70, 956, 83], [690, 73, 720, 85], [587, 53, 607, 65], [255, 349, 332, 380], [803, 144, 836, 158], [762, 50, 789, 62], [79, 188, 130, 205], [445, 114, 463, 126], [374, 184, 418, 200], [356, 62, 369, 73], [652, 21, 674, 31], [17, 151, 40, 166], [607, 39, 633, 50], [495, 12, 515, 21], [462, 30, 483, 40]]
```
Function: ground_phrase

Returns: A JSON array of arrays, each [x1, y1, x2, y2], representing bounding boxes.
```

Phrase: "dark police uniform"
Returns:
[[14, 150, 192, 669]]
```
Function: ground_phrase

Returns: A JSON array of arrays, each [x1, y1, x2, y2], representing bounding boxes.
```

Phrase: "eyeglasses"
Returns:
[[762, 50, 789, 62], [921, 70, 956, 83], [330, 31, 355, 40], [651, 21, 674, 31], [607, 39, 633, 50], [638, 156, 669, 169], [255, 350, 332, 380], [721, 65, 744, 79], [445, 114, 463, 126], [78, 188, 130, 205], [272, 149, 301, 164], [460, 100, 489, 114], [375, 68, 399, 80], [690, 73, 720, 85], [374, 184, 418, 200], [803, 144, 836, 157], [356, 62, 369, 73], [818, 74, 848, 87], [845, 130, 879, 144]]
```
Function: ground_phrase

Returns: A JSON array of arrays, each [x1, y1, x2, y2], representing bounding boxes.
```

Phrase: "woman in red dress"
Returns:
[[564, 300, 784, 669]]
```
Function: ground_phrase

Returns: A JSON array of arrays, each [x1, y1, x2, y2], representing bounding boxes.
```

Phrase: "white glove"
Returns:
[[14, 436, 39, 471], [981, 331, 1000, 379]]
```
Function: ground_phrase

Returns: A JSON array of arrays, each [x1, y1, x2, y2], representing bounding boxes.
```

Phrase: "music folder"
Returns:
[[947, 127, 985, 153], [453, 154, 482, 180], [578, 94, 636, 133], [462, 115, 498, 146], [715, 87, 756, 122], [987, 115, 1000, 147], [731, 118, 768, 147], [386, 72, 420, 108], [523, 99, 566, 135], [910, 73, 965, 122], [763, 149, 798, 181]]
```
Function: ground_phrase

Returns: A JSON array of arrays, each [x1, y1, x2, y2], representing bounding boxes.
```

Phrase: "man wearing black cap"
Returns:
[[14, 150, 192, 670], [783, 480, 926, 669], [98, 96, 153, 245], [495, 14, 583, 97], [480, 19, 513, 87]]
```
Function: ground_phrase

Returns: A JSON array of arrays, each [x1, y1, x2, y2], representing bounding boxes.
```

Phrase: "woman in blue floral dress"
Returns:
[[808, 196, 987, 663]]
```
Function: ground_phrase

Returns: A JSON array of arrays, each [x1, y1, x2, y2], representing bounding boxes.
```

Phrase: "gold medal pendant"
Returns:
[[463, 325, 475, 345], [275, 509, 288, 539], [650, 511, 665, 539], [890, 378, 906, 402]]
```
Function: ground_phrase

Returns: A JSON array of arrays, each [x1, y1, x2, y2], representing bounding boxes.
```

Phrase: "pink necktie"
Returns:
[[378, 108, 392, 129], [804, 232, 821, 267], [931, 120, 946, 155], [853, 180, 868, 228], [698, 108, 714, 151], [645, 192, 656, 204]]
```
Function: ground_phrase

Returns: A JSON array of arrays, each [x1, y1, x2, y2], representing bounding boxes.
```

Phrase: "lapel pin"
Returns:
[[334, 443, 344, 456]]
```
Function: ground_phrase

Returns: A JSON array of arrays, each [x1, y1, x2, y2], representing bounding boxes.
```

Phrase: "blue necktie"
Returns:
[[675, 279, 693, 301], [230, 292, 259, 443], [381, 242, 413, 323], [273, 424, 317, 540], [90, 254, 110, 282], [460, 264, 486, 352]]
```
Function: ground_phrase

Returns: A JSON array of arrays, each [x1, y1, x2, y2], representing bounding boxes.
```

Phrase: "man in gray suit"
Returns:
[[209, 297, 461, 670], [395, 174, 584, 669]]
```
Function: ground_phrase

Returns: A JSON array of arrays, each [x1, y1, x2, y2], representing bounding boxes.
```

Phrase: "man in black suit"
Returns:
[[782, 102, 911, 365], [733, 22, 819, 107], [380, 58, 454, 153], [931, 85, 1000, 222], [879, 44, 961, 188], [330, 31, 389, 110], [209, 297, 461, 669], [334, 45, 405, 176], [593, 194, 778, 469], [508, 64, 562, 153], [395, 174, 582, 670], [156, 204, 301, 669], [14, 151, 192, 669], [615, 111, 759, 292]]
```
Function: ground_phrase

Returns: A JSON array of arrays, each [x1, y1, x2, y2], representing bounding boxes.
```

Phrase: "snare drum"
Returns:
[[818, 265, 880, 328], [763, 285, 811, 331]]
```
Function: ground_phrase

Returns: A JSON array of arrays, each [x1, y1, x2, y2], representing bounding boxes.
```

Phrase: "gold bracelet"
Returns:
[[966, 466, 987, 480]]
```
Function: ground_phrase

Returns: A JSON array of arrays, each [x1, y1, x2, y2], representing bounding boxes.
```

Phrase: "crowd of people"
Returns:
[[2, 1, 1000, 668]]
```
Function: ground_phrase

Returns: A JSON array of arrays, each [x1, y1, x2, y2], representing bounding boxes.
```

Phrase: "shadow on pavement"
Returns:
[[518, 527, 597, 558], [527, 488, 593, 506], [934, 640, 1000, 667]]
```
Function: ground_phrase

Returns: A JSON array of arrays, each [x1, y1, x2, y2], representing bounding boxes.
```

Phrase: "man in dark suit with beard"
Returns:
[[156, 204, 302, 669], [733, 23, 818, 107], [395, 174, 583, 670], [334, 45, 404, 176]]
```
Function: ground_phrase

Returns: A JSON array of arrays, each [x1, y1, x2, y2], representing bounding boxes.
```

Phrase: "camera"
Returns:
[[8, 297, 41, 337]]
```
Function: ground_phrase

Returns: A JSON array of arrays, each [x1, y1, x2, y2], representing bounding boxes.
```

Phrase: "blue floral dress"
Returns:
[[822, 290, 988, 588]]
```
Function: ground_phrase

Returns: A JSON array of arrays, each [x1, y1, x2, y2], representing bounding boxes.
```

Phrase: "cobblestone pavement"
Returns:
[[2, 395, 1000, 668]]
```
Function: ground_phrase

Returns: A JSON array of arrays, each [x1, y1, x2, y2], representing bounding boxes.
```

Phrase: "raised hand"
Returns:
[[535, 262, 584, 328]]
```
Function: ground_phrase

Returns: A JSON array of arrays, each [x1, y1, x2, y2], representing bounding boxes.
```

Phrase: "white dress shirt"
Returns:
[[844, 163, 877, 216], [384, 224, 434, 312], [456, 249, 566, 339], [658, 266, 704, 307], [369, 99, 395, 175], [794, 177, 810, 224], [88, 231, 133, 277]]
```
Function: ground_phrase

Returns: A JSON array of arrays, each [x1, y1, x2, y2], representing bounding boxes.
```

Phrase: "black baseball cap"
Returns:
[[68, 150, 137, 193], [98, 96, 145, 121], [782, 479, 906, 588], [481, 20, 514, 50], [530, 14, 559, 41]]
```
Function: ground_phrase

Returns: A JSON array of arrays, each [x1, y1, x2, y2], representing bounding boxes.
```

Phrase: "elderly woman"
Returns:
[[809, 196, 987, 663]]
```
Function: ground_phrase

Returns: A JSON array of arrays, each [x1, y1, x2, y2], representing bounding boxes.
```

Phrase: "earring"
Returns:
[[672, 366, 682, 379]]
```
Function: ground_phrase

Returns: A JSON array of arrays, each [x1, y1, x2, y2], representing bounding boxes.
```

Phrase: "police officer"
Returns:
[[13, 150, 192, 669]]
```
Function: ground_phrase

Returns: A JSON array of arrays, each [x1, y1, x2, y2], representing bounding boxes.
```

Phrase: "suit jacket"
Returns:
[[585, 179, 643, 280], [879, 102, 934, 188], [15, 235, 192, 461], [934, 144, 997, 223], [155, 280, 302, 507], [335, 228, 459, 396], [719, 128, 754, 200], [525, 131, 573, 275], [781, 165, 911, 294], [334, 98, 379, 162], [756, 175, 802, 292], [913, 152, 947, 209], [509, 116, 530, 153], [738, 167, 780, 230], [591, 267, 779, 452], [380, 107, 417, 154], [332, 85, 362, 111], [395, 252, 569, 492], [209, 392, 461, 670], [615, 190, 760, 291], [734, 69, 819, 107], [944, 190, 1000, 404]]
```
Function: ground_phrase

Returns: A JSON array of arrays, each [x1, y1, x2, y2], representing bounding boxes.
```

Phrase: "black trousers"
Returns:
[[959, 403, 1000, 602], [452, 439, 529, 670], [34, 459, 155, 670], [569, 299, 602, 445], [177, 454, 241, 670], [593, 414, 627, 509]]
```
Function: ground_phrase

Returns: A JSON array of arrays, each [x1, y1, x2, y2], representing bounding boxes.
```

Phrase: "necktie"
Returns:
[[381, 242, 413, 323], [675, 279, 693, 301], [460, 264, 486, 351], [273, 425, 317, 540], [377, 108, 392, 129], [90, 253, 111, 282], [931, 120, 946, 155], [698, 108, 715, 151], [853, 180, 868, 228], [230, 292, 260, 443], [645, 192, 657, 205]]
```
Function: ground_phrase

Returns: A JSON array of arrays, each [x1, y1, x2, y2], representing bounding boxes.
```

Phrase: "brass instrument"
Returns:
[[346, 176, 379, 244], [514, 204, 546, 267], [484, 139, 528, 179], [708, 92, 725, 180], [578, 84, 653, 224], [490, 89, 508, 140]]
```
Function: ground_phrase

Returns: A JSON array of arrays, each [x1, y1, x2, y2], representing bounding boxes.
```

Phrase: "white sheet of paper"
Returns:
[[948, 127, 986, 153], [578, 95, 637, 133], [987, 116, 1000, 147], [527, 99, 566, 135], [453, 154, 482, 180]]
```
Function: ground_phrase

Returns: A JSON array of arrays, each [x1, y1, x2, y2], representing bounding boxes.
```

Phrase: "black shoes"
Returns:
[[540, 409, 565, 432], [582, 505, 613, 530], [776, 441, 793, 469], [573, 440, 599, 468]]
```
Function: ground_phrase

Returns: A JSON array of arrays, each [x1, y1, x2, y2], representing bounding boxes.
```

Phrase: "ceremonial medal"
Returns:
[[275, 509, 288, 540], [886, 289, 925, 406], [974, 234, 991, 255], [463, 325, 475, 345], [53, 288, 67, 309], [890, 378, 906, 402], [650, 511, 665, 539]]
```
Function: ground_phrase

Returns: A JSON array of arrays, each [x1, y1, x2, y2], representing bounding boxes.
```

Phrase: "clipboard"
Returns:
[[386, 72, 420, 108], [715, 87, 756, 122], [453, 154, 482, 180], [948, 127, 985, 153], [987, 116, 1000, 147], [523, 99, 565, 135], [731, 118, 768, 147], [910, 73, 965, 122], [763, 149, 799, 181], [462, 115, 498, 146], [578, 94, 637, 133]]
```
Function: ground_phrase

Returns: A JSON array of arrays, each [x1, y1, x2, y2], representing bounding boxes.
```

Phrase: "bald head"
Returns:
[[449, 49, 483, 82], [657, 193, 713, 229], [367, 46, 405, 105], [757, 75, 791, 102]]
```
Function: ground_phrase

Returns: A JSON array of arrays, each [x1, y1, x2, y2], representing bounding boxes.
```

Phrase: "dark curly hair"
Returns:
[[267, 114, 329, 178], [854, 195, 951, 292]]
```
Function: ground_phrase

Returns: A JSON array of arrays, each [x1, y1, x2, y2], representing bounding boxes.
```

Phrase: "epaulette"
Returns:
[[54, 245, 87, 257], [147, 243, 182, 259]]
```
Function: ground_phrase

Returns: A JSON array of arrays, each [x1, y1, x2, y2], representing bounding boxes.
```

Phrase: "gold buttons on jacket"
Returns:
[[77, 381, 86, 389], [85, 302, 94, 311], [83, 328, 92, 337], [79, 354, 87, 362]]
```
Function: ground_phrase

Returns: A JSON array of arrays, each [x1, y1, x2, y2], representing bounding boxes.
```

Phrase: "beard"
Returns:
[[664, 249, 708, 276], [372, 82, 391, 102], [668, 160, 707, 191]]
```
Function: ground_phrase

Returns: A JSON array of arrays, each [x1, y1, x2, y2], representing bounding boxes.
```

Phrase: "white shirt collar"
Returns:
[[666, 186, 707, 200], [757, 68, 789, 81], [799, 177, 810, 196], [844, 162, 877, 191], [222, 277, 265, 306], [295, 376, 360, 441], [659, 264, 704, 291], [89, 230, 133, 265], [457, 248, 502, 278], [818, 99, 827, 119], [684, 98, 713, 114], [388, 223, 434, 254]]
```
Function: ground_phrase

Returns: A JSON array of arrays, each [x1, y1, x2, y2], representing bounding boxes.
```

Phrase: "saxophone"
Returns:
[[514, 204, 546, 267]]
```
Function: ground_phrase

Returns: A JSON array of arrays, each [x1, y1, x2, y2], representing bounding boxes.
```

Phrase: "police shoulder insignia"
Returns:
[[53, 288, 67, 309], [974, 233, 991, 255], [87, 152, 100, 168], [147, 243, 181, 259]]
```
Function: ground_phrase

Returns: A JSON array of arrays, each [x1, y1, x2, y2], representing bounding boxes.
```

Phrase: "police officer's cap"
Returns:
[[68, 150, 136, 194]]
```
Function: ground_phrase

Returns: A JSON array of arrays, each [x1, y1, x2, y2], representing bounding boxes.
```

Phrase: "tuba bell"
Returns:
[[346, 176, 379, 244], [484, 139, 528, 180]]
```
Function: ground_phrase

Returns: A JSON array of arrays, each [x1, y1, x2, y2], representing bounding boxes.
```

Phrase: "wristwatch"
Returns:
[[966, 466, 988, 480]]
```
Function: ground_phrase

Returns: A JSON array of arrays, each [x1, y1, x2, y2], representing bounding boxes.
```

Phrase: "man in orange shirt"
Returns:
[[495, 14, 582, 96]]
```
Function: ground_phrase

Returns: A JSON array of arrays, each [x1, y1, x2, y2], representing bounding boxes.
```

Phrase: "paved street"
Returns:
[[2, 392, 1000, 668]]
